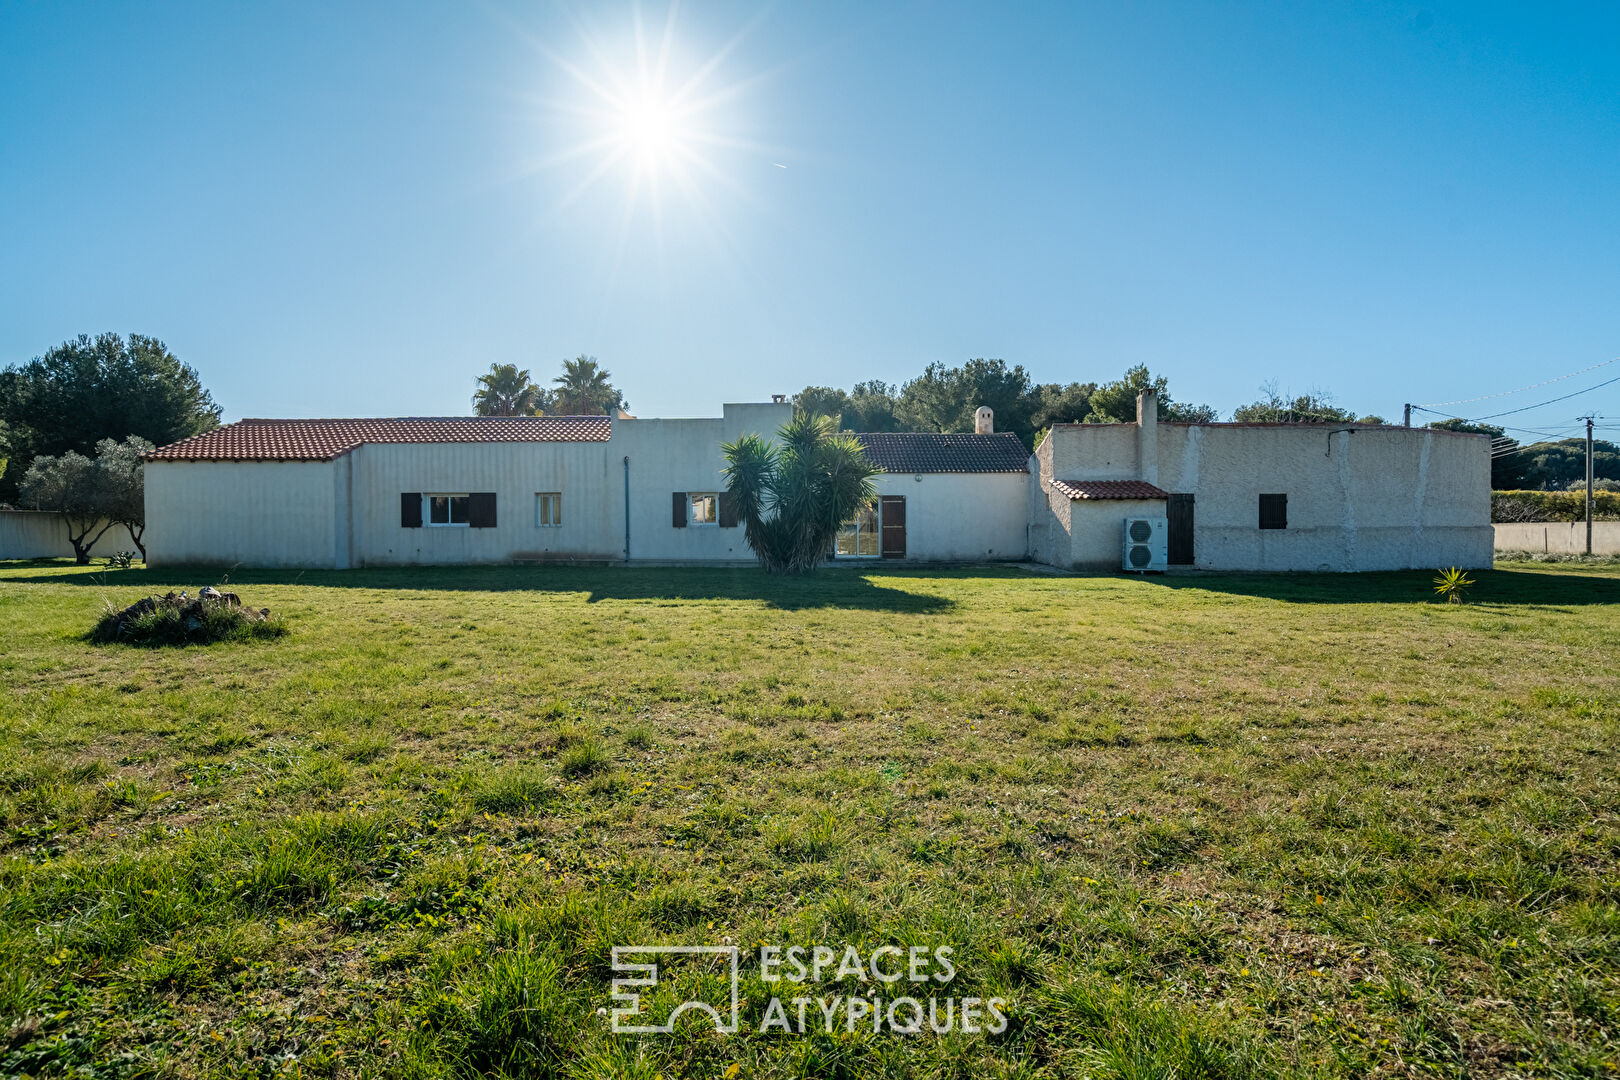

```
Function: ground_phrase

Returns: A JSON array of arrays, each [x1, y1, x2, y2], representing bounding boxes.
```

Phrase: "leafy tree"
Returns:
[[1030, 381, 1095, 429], [1519, 438, 1620, 491], [845, 381, 900, 432], [552, 356, 626, 415], [473, 364, 551, 416], [0, 333, 220, 501], [896, 359, 1038, 446], [793, 386, 850, 426], [1084, 365, 1216, 424], [95, 436, 155, 559], [722, 413, 879, 574], [0, 420, 9, 485], [19, 451, 115, 564], [1233, 385, 1356, 424]]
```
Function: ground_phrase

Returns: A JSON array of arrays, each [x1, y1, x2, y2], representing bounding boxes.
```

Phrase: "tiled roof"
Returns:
[[853, 432, 1029, 474], [145, 416, 613, 461], [1050, 478, 1169, 500]]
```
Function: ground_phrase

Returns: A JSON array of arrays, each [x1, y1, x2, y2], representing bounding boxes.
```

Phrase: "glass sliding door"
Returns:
[[835, 504, 882, 557]]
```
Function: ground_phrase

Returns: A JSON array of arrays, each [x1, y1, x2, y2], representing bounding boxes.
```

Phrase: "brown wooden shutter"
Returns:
[[672, 492, 688, 528], [1167, 493, 1195, 564], [401, 493, 422, 528], [717, 492, 738, 528], [469, 492, 497, 528], [1258, 493, 1287, 530], [880, 495, 906, 558]]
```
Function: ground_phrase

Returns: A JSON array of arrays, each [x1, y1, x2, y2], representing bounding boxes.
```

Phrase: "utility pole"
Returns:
[[1583, 415, 1595, 555], [1403, 403, 1411, 428]]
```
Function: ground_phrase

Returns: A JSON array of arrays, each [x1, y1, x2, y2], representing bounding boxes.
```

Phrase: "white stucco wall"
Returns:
[[1038, 421, 1493, 572], [851, 472, 1028, 562], [1069, 499, 1166, 570], [145, 461, 339, 567], [0, 511, 123, 560], [339, 402, 795, 567]]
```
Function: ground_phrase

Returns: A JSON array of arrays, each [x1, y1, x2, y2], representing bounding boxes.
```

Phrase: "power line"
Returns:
[[1414, 357, 1618, 408], [1411, 374, 1620, 423]]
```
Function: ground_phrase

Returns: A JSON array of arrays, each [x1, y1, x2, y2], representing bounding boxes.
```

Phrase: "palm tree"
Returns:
[[722, 413, 879, 574], [552, 356, 624, 415], [472, 364, 545, 416]]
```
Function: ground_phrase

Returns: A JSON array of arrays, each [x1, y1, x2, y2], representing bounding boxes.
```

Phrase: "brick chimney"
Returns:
[[1136, 390, 1158, 486], [975, 405, 994, 434]]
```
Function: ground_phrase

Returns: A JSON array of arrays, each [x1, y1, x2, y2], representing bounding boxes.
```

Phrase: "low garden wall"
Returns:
[[1494, 521, 1620, 555], [0, 510, 122, 560]]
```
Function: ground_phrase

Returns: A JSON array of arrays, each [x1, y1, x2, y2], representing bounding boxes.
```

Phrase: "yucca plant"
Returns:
[[1433, 566, 1475, 604], [722, 413, 879, 574]]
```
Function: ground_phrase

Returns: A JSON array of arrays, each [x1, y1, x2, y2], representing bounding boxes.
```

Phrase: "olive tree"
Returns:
[[18, 435, 152, 563]]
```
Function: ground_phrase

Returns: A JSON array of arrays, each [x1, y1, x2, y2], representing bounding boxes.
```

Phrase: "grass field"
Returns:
[[0, 558, 1616, 1079]]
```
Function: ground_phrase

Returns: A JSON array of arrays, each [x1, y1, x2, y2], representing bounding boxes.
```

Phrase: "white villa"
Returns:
[[137, 392, 1493, 572]]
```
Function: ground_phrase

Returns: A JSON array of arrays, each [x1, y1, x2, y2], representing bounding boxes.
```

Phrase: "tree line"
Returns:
[[794, 365, 1397, 450]]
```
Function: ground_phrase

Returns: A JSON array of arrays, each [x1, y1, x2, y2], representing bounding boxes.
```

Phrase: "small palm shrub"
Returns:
[[1433, 567, 1475, 604], [722, 413, 879, 574]]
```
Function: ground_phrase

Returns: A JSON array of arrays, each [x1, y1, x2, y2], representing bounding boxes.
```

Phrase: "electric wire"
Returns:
[[1414, 357, 1618, 408], [1410, 374, 1620, 423]]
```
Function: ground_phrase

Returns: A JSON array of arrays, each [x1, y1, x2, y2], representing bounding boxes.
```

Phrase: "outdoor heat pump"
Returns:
[[1122, 517, 1168, 572]]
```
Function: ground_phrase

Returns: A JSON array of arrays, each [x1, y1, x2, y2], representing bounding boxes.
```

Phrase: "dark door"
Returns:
[[1167, 493, 1194, 565], [880, 496, 906, 558]]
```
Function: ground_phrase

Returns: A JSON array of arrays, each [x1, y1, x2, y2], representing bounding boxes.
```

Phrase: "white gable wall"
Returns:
[[146, 460, 339, 568], [868, 472, 1028, 562]]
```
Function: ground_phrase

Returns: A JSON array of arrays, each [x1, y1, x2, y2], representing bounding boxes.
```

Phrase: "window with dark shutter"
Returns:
[[717, 492, 738, 528], [1259, 493, 1287, 530], [672, 492, 688, 528], [468, 492, 497, 528], [401, 493, 422, 528]]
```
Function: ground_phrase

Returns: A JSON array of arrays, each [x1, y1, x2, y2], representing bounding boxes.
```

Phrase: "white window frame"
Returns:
[[536, 491, 563, 527], [835, 503, 883, 558], [425, 493, 471, 527], [689, 492, 719, 527]]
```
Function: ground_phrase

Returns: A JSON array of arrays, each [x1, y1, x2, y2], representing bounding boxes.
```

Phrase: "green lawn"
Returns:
[[0, 559, 1616, 1079]]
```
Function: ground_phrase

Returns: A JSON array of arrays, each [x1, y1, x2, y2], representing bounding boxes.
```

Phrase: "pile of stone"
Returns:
[[104, 586, 272, 637]]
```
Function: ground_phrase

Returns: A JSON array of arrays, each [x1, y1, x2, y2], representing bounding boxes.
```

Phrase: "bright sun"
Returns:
[[616, 94, 682, 164], [523, 3, 773, 239]]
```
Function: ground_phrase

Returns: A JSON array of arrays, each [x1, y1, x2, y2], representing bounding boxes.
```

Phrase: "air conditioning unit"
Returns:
[[1122, 516, 1168, 572]]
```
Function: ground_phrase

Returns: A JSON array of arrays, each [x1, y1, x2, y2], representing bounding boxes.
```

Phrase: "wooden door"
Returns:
[[1167, 493, 1194, 565], [880, 496, 906, 558]]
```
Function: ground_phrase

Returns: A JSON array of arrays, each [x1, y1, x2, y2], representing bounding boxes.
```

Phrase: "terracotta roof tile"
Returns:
[[1050, 478, 1169, 500], [146, 416, 613, 461], [853, 432, 1029, 474]]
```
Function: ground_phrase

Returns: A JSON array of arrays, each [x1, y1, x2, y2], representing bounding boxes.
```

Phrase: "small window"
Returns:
[[536, 492, 562, 527], [1259, 493, 1287, 530], [689, 492, 718, 526], [427, 494, 470, 527]]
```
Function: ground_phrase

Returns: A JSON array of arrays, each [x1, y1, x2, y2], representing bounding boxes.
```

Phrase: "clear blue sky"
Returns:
[[2, 2, 1617, 434]]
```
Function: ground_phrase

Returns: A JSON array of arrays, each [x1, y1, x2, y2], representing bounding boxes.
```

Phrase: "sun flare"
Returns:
[[616, 93, 683, 165], [522, 2, 775, 234]]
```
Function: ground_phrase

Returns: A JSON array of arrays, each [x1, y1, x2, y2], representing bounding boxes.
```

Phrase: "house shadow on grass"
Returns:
[[0, 560, 955, 614], [1138, 567, 1620, 607]]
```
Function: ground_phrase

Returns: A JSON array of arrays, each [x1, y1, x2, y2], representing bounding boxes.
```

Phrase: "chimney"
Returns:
[[1136, 390, 1158, 486], [975, 405, 994, 434], [771, 394, 787, 404]]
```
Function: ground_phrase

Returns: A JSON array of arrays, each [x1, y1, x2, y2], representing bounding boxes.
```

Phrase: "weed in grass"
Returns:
[[560, 738, 610, 777]]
